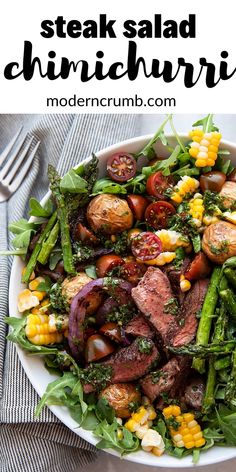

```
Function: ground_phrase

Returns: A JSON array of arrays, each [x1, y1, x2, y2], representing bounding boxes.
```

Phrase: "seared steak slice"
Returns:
[[124, 315, 155, 339], [132, 267, 179, 344], [104, 337, 159, 383], [184, 377, 205, 410], [140, 358, 180, 402], [172, 279, 209, 347]]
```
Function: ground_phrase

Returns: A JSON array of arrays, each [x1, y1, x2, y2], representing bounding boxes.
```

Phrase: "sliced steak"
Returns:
[[184, 377, 205, 410], [104, 337, 159, 383], [140, 358, 180, 402], [132, 267, 179, 345], [124, 315, 155, 339], [172, 279, 209, 347]]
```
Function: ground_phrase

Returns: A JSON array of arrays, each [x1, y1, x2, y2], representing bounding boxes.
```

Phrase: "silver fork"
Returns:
[[0, 127, 40, 202]]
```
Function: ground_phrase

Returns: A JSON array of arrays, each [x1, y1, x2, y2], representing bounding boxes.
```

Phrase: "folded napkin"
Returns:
[[0, 114, 141, 472]]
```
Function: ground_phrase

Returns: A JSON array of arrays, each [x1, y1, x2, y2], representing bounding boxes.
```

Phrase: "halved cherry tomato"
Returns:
[[126, 195, 149, 220], [72, 222, 98, 244], [107, 152, 137, 182], [127, 228, 142, 244], [146, 171, 174, 199], [120, 261, 147, 285], [145, 201, 176, 229], [184, 252, 211, 281], [228, 169, 236, 183], [85, 334, 115, 362], [96, 254, 124, 278], [200, 171, 226, 193], [131, 232, 162, 261], [99, 322, 122, 343]]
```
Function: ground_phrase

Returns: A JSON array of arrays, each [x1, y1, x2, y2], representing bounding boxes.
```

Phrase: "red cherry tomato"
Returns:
[[145, 201, 176, 229], [74, 222, 98, 244], [228, 169, 236, 183], [126, 194, 149, 220], [85, 334, 115, 363], [96, 254, 124, 278], [99, 322, 122, 343], [127, 228, 142, 244], [146, 171, 174, 199], [184, 252, 211, 281], [200, 171, 226, 193], [120, 261, 147, 285], [107, 152, 137, 182], [131, 232, 162, 261]]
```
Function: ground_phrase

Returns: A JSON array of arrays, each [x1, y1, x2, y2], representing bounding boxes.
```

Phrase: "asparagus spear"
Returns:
[[225, 348, 236, 406], [202, 304, 227, 413], [37, 221, 60, 265], [192, 267, 221, 373], [219, 289, 236, 321], [48, 165, 75, 274], [22, 211, 57, 284], [224, 268, 236, 291], [168, 341, 236, 357]]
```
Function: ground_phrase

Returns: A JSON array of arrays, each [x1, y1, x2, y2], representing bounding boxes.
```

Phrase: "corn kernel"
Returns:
[[183, 413, 195, 422], [188, 420, 198, 428], [22, 267, 35, 280], [29, 276, 45, 291], [195, 438, 206, 447], [111, 235, 116, 242], [117, 429, 123, 440], [125, 419, 139, 432], [191, 425, 201, 435], [32, 290, 46, 301], [185, 441, 195, 449], [176, 440, 185, 448], [180, 275, 191, 292], [193, 432, 203, 440], [147, 406, 157, 420], [152, 447, 164, 457]]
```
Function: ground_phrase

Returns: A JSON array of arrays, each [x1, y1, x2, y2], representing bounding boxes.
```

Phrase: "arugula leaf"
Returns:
[[9, 219, 41, 250], [95, 398, 115, 424], [60, 169, 88, 194], [94, 419, 139, 454], [134, 115, 170, 159], [215, 407, 236, 445], [215, 155, 234, 175], [85, 265, 97, 279], [49, 247, 63, 270], [29, 197, 54, 217], [37, 276, 53, 293], [192, 114, 219, 133], [142, 145, 181, 178], [35, 371, 88, 423], [5, 317, 59, 354], [81, 411, 100, 430], [92, 179, 127, 196]]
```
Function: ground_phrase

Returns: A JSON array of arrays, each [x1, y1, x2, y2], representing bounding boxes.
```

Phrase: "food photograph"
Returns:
[[1, 114, 236, 472]]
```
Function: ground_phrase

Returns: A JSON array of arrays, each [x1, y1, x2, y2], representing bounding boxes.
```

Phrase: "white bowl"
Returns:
[[9, 134, 236, 468]]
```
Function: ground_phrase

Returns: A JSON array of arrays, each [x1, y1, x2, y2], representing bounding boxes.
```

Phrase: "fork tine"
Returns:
[[0, 134, 32, 180], [0, 126, 23, 167], [9, 141, 40, 193], [4, 136, 34, 184]]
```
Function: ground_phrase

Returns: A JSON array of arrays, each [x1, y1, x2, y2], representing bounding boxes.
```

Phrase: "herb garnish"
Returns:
[[164, 298, 179, 315], [137, 337, 153, 354], [80, 364, 112, 391]]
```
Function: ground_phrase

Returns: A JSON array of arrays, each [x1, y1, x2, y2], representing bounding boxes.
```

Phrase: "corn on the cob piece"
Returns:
[[189, 194, 204, 225], [155, 230, 190, 251], [48, 313, 69, 332], [223, 211, 236, 225], [163, 405, 206, 449], [189, 129, 221, 168], [141, 429, 165, 455], [141, 252, 176, 266], [180, 275, 191, 292], [171, 176, 199, 204], [17, 289, 40, 313], [25, 313, 64, 345]]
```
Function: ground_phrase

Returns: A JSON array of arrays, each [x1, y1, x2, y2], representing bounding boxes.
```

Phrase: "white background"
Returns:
[[0, 0, 236, 113]]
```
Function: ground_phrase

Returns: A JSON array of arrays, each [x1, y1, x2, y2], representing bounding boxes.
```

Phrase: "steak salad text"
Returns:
[[4, 115, 236, 462]]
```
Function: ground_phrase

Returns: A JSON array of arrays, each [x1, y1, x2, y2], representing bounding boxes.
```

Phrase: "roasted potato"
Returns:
[[220, 181, 236, 209], [202, 221, 236, 263], [99, 383, 141, 418], [86, 194, 133, 234], [61, 273, 102, 314]]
